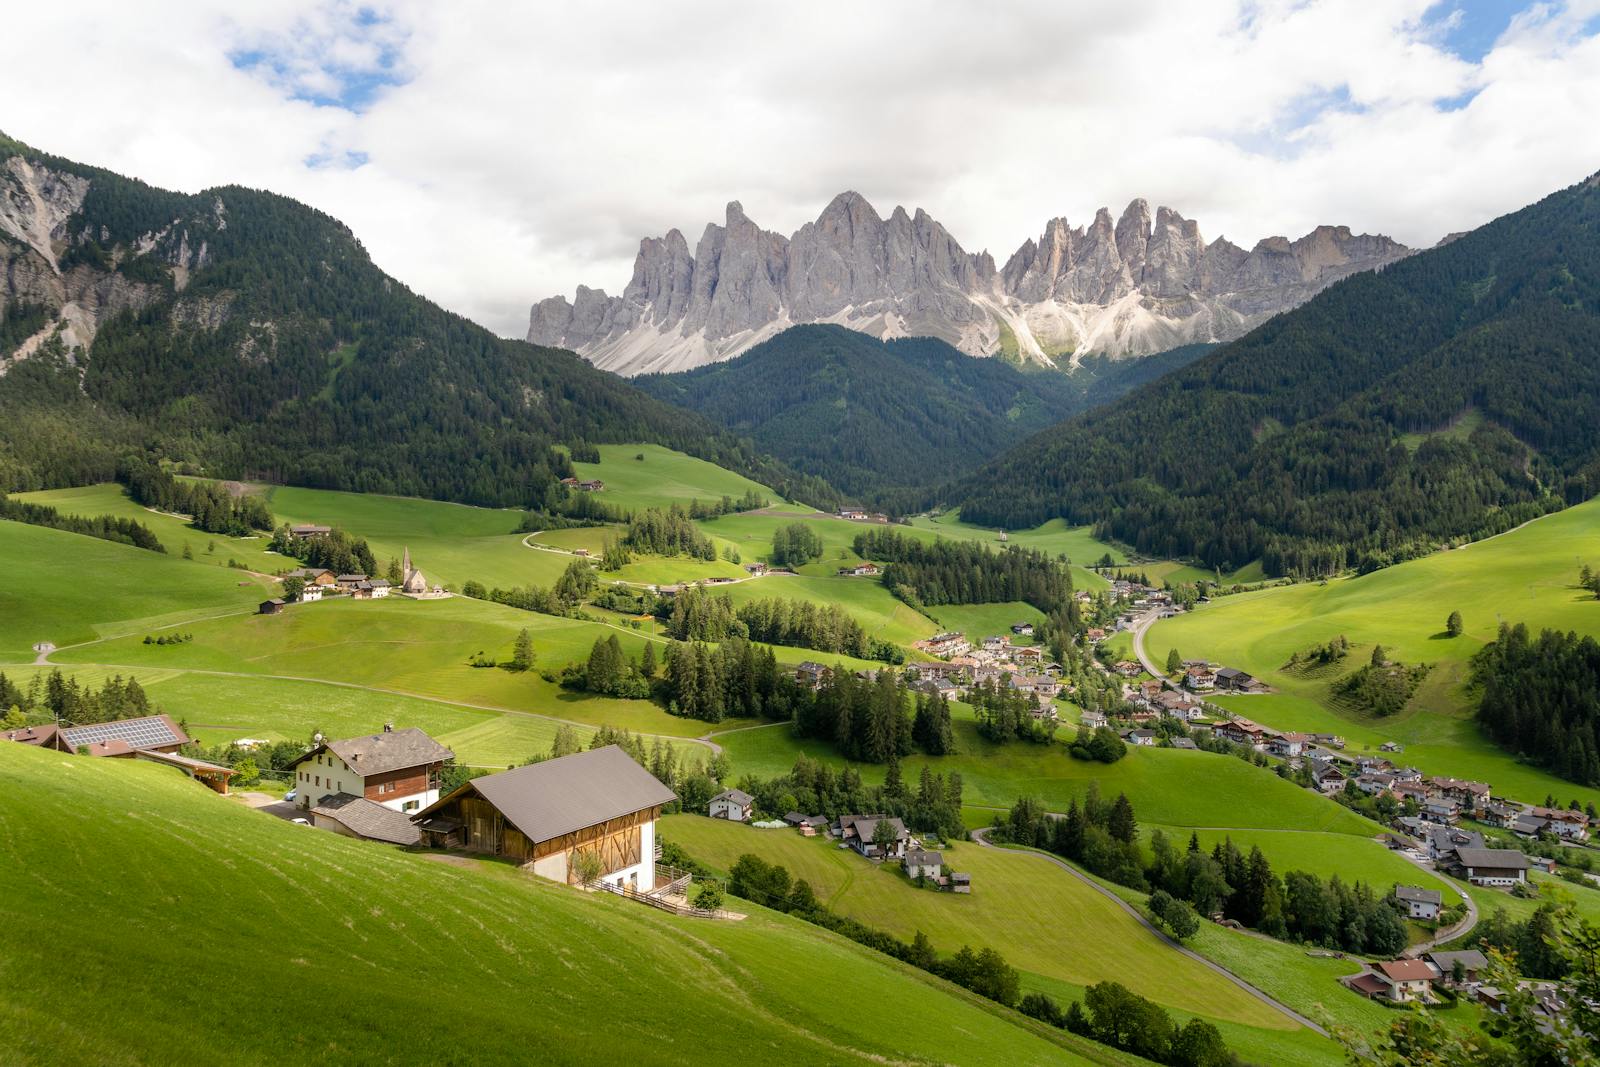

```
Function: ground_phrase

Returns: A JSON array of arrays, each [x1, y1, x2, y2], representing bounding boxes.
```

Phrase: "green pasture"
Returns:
[[659, 815, 1304, 1036], [570, 443, 788, 513], [0, 742, 1108, 1067], [1147, 497, 1600, 808], [717, 715, 1381, 836], [0, 520, 271, 663]]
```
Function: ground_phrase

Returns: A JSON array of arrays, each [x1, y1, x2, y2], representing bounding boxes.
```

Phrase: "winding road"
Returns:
[[971, 828, 1331, 1037], [1128, 608, 1166, 677]]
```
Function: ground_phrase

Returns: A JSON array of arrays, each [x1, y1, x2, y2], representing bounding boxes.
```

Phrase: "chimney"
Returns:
[[383, 722, 393, 733]]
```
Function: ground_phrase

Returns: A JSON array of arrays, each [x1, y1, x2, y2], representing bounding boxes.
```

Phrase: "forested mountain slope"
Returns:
[[635, 324, 1211, 497], [0, 133, 832, 508], [954, 171, 1600, 576]]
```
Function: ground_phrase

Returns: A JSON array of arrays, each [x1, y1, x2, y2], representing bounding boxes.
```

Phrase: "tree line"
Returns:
[[0, 492, 163, 552], [0, 670, 156, 727], [853, 528, 1077, 618], [1474, 622, 1600, 786], [119, 461, 273, 536], [663, 586, 901, 662], [953, 174, 1600, 577]]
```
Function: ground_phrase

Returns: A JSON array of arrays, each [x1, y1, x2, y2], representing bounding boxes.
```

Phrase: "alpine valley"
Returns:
[[5, 64, 1600, 1067]]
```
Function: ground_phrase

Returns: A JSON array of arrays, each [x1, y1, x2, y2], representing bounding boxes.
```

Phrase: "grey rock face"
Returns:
[[1, 156, 200, 367], [532, 192, 1413, 374]]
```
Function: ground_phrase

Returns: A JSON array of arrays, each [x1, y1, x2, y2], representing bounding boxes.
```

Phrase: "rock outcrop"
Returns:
[[0, 154, 216, 371], [530, 193, 1412, 375]]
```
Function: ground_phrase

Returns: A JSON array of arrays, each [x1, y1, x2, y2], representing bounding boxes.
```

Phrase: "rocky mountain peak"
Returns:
[[529, 191, 1412, 374]]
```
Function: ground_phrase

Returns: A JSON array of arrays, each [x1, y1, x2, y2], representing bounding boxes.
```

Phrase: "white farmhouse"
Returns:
[[289, 725, 454, 815]]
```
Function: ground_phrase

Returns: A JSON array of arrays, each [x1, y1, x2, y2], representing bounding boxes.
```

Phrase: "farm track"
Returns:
[[971, 828, 1331, 1038]]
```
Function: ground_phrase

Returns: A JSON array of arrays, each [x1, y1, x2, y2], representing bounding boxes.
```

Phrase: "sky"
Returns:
[[4, 1, 1599, 338]]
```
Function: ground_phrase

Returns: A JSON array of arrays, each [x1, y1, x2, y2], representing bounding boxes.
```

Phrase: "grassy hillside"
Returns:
[[1146, 496, 1600, 808], [571, 443, 791, 513], [0, 742, 1113, 1067], [0, 520, 270, 663], [718, 710, 1379, 836], [0, 135, 832, 512], [660, 815, 1355, 1066]]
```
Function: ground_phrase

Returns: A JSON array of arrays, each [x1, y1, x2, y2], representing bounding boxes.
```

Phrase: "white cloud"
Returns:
[[3, 0, 1598, 338]]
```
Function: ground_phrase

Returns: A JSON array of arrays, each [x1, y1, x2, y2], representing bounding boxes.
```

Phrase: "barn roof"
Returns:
[[423, 746, 675, 844], [59, 715, 189, 752]]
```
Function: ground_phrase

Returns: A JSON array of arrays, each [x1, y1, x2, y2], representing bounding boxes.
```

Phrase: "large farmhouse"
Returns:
[[290, 725, 453, 815], [411, 745, 676, 892]]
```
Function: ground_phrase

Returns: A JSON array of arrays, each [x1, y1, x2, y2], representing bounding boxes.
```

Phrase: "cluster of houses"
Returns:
[[1348, 944, 1574, 1030], [836, 508, 889, 523], [901, 636, 1062, 721], [559, 477, 605, 492], [836, 563, 881, 577], [263, 549, 441, 614], [708, 790, 971, 892], [1179, 663, 1269, 695], [1346, 949, 1493, 1004]]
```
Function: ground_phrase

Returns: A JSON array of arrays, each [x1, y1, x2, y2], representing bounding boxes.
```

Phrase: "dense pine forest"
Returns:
[[634, 324, 1211, 500], [0, 134, 835, 510], [955, 172, 1600, 575], [1473, 622, 1600, 785], [854, 528, 1076, 618]]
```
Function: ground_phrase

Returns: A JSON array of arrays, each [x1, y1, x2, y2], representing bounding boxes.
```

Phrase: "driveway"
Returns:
[[235, 791, 303, 822]]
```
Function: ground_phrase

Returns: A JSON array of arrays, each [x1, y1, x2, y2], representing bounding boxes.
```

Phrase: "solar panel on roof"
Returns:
[[60, 717, 181, 750]]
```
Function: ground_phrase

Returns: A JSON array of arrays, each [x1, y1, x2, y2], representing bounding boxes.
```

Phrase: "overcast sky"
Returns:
[[5, 1, 1599, 337]]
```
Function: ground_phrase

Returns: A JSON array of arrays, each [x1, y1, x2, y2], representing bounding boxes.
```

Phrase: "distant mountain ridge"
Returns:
[[529, 192, 1411, 376], [636, 324, 1211, 498], [0, 133, 834, 508], [953, 169, 1600, 577]]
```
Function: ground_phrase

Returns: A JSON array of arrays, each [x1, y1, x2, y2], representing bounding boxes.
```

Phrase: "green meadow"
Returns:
[[717, 710, 1381, 837], [0, 520, 271, 663], [925, 601, 1048, 644], [0, 742, 1113, 1067], [571, 443, 790, 513], [717, 573, 938, 647], [1147, 497, 1600, 808], [1145, 825, 1452, 896], [50, 595, 728, 737], [659, 814, 1346, 1067], [0, 663, 651, 770]]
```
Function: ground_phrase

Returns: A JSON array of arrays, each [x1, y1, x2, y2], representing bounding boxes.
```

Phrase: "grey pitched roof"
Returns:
[[1395, 885, 1443, 905], [299, 728, 453, 777], [1452, 847, 1531, 870], [713, 788, 754, 806], [433, 745, 675, 844], [311, 793, 422, 845], [904, 850, 943, 866], [1426, 949, 1489, 972]]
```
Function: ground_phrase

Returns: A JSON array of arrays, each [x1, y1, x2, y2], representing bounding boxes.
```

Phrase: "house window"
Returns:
[[403, 800, 418, 812], [315, 775, 320, 787]]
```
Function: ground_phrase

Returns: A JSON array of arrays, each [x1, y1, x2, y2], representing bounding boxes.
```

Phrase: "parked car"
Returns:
[[283, 789, 297, 803]]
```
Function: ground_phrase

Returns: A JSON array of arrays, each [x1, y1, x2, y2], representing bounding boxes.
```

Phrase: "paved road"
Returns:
[[971, 828, 1332, 1038], [1128, 609, 1166, 676], [1394, 847, 1481, 956]]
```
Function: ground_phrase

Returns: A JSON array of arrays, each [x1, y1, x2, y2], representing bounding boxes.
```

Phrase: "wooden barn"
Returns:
[[412, 745, 675, 892]]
